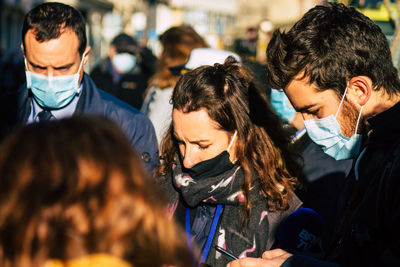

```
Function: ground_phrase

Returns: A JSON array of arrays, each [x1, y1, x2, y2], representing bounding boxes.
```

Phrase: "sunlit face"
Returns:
[[22, 28, 90, 81], [172, 108, 236, 169], [285, 74, 359, 137]]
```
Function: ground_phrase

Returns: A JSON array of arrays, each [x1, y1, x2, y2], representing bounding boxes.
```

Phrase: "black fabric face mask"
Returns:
[[178, 150, 235, 180]]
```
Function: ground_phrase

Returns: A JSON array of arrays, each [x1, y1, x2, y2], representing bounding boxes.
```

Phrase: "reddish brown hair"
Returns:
[[0, 116, 194, 267], [149, 25, 208, 89], [156, 57, 301, 223]]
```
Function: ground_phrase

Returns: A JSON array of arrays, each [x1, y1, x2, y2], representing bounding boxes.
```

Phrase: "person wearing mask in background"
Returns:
[[141, 25, 208, 144], [90, 33, 157, 109], [0, 116, 195, 267], [0, 2, 158, 172], [234, 26, 271, 100], [270, 88, 353, 246], [229, 3, 400, 266], [156, 57, 302, 267]]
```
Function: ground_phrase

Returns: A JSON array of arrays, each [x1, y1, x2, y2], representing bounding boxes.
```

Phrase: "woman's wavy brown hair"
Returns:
[[156, 57, 301, 220], [0, 116, 195, 267], [149, 25, 208, 89]]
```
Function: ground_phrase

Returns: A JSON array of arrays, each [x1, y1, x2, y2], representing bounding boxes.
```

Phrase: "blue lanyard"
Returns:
[[186, 204, 223, 265]]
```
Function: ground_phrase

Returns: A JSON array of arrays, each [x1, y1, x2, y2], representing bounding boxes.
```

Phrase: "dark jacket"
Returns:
[[160, 158, 302, 267], [283, 101, 400, 267], [0, 73, 159, 172], [293, 132, 353, 241]]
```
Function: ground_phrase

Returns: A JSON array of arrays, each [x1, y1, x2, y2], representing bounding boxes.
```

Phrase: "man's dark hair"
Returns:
[[22, 2, 87, 55], [111, 33, 138, 54], [267, 3, 400, 97]]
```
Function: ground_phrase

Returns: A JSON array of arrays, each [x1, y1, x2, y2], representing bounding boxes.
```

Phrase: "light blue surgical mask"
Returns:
[[303, 85, 364, 160], [25, 54, 85, 109], [112, 53, 136, 73], [270, 89, 296, 123]]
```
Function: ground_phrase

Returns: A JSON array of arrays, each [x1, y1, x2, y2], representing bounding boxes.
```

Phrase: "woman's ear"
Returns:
[[348, 76, 372, 106]]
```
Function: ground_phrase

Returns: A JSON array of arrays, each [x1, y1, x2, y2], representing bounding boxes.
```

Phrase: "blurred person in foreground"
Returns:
[[90, 33, 157, 109], [141, 25, 208, 144], [0, 2, 158, 172], [0, 116, 195, 267], [229, 3, 400, 267], [156, 56, 302, 267]]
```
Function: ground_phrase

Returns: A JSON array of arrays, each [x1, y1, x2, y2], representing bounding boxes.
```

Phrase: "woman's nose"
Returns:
[[183, 148, 198, 169]]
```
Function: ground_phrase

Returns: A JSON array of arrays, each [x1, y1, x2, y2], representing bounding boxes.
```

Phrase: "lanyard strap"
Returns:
[[186, 204, 223, 265]]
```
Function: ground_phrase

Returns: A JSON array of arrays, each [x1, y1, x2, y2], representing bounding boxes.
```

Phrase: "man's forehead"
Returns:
[[284, 75, 322, 109], [284, 74, 316, 96], [25, 28, 80, 50], [24, 28, 80, 64]]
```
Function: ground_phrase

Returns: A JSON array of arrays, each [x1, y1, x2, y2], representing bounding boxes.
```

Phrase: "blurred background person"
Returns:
[[234, 26, 258, 61], [234, 26, 271, 103], [141, 25, 208, 144], [156, 57, 302, 267], [0, 116, 195, 267], [90, 33, 157, 109]]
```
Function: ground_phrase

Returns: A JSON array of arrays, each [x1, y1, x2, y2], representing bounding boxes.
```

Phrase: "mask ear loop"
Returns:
[[77, 52, 86, 74], [75, 53, 87, 92], [335, 82, 364, 135], [24, 58, 30, 71], [227, 130, 237, 153], [335, 82, 349, 118], [24, 58, 33, 89]]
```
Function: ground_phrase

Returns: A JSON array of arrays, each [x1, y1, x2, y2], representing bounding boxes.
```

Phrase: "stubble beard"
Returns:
[[339, 99, 364, 137]]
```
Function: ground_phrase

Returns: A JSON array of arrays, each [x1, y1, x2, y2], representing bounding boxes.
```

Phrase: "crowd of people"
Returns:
[[1, 1, 400, 267]]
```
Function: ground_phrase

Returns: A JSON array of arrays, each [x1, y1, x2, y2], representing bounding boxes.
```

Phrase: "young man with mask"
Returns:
[[90, 33, 157, 109], [228, 3, 400, 267], [270, 88, 353, 242], [0, 2, 158, 172]]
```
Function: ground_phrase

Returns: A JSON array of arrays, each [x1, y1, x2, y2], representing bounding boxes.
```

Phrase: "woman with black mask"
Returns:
[[155, 56, 303, 267]]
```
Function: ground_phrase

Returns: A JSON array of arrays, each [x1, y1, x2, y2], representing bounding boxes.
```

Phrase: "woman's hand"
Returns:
[[226, 249, 292, 267]]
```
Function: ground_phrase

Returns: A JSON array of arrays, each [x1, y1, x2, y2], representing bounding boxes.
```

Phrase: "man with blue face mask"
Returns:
[[229, 3, 400, 267], [0, 2, 158, 173], [270, 88, 353, 244], [90, 33, 157, 109]]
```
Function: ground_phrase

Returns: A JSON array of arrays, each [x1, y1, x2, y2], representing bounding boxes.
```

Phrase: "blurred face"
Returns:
[[172, 108, 236, 169], [22, 28, 90, 82], [285, 75, 359, 137]]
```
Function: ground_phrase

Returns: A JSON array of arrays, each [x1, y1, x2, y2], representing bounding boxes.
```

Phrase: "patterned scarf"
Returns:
[[160, 157, 302, 267]]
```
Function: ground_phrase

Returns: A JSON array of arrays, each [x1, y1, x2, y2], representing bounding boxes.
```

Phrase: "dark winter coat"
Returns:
[[0, 73, 159, 172], [283, 101, 400, 267]]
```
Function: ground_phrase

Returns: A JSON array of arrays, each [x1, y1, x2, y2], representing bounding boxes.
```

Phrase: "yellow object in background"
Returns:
[[357, 2, 395, 21], [44, 254, 133, 267]]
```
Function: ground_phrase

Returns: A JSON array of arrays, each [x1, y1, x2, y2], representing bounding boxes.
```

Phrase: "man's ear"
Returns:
[[348, 76, 372, 106], [83, 46, 91, 65]]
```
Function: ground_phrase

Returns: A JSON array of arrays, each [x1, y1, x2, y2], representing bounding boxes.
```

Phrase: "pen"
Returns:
[[215, 245, 238, 261]]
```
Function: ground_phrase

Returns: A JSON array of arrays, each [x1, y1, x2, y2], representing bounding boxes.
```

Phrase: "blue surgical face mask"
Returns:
[[270, 89, 296, 123], [303, 85, 364, 160], [112, 53, 136, 73], [25, 54, 85, 109]]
